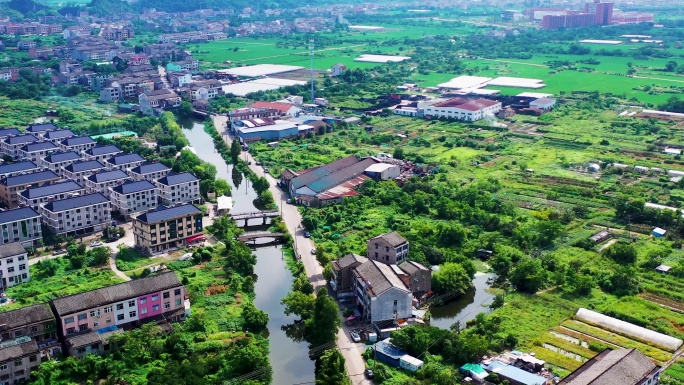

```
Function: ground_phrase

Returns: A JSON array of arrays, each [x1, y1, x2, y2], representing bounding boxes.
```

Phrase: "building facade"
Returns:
[[63, 160, 107, 185], [19, 181, 85, 211], [155, 173, 201, 206], [367, 232, 410, 265], [0, 242, 29, 289], [0, 170, 61, 208], [352, 260, 413, 323], [0, 208, 42, 247], [84, 170, 130, 198], [41, 151, 83, 176], [133, 204, 204, 255], [129, 163, 171, 182], [39, 193, 111, 236], [109, 180, 158, 216]]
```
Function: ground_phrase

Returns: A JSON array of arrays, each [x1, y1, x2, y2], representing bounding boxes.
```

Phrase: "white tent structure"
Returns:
[[575, 308, 683, 352]]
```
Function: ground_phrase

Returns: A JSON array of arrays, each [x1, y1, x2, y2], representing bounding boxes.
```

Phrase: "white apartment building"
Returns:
[[39, 193, 111, 236], [0, 207, 42, 247], [109, 180, 157, 216], [83, 145, 122, 163], [2, 134, 40, 160], [84, 170, 130, 198], [41, 151, 83, 176], [155, 172, 200, 206], [18, 142, 59, 163], [129, 162, 171, 182], [424, 97, 502, 122], [0, 242, 29, 289], [59, 136, 96, 154], [19, 181, 85, 211], [63, 160, 107, 185], [104, 153, 145, 172]]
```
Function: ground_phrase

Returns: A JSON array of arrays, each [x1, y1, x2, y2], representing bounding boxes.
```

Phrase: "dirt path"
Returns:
[[109, 254, 132, 282], [597, 238, 618, 252]]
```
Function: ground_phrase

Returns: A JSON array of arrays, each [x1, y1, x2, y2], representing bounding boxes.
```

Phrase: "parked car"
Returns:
[[365, 369, 374, 379], [350, 331, 361, 342], [52, 249, 65, 255], [90, 241, 103, 247], [311, 248, 316, 255], [304, 231, 311, 238], [263, 167, 269, 174]]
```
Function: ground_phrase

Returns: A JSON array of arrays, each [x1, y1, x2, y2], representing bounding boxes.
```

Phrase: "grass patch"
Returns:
[[529, 346, 584, 372], [115, 247, 165, 272], [535, 332, 596, 359]]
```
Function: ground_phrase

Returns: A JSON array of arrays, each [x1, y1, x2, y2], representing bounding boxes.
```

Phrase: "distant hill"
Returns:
[[134, 0, 345, 13], [3, 0, 48, 14]]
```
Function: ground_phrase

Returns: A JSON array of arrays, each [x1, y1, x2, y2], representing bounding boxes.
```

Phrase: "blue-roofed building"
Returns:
[[63, 160, 106, 185], [26, 123, 57, 134], [0, 161, 40, 179], [1, 134, 40, 160], [133, 204, 204, 254], [104, 153, 145, 173], [41, 151, 82, 176], [59, 136, 96, 155], [110, 180, 157, 216], [129, 162, 171, 182], [484, 360, 546, 385], [19, 180, 85, 210], [0, 128, 22, 141], [83, 145, 122, 163], [0, 207, 42, 247], [39, 193, 111, 236], [234, 119, 311, 142], [84, 170, 130, 198], [42, 129, 76, 144], [0, 170, 61, 207], [155, 172, 200, 206], [372, 339, 424, 372], [18, 141, 59, 163]]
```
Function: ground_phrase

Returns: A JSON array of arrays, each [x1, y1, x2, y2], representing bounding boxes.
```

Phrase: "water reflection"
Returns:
[[429, 273, 496, 329]]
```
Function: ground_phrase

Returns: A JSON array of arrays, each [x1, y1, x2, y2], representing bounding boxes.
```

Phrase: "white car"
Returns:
[[350, 331, 361, 342], [90, 241, 103, 247], [311, 248, 316, 255]]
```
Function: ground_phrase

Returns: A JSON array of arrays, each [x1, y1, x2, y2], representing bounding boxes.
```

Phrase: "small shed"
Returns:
[[216, 195, 233, 215], [460, 363, 489, 382], [656, 264, 672, 274], [365, 163, 401, 180], [399, 355, 424, 372], [653, 227, 667, 238], [477, 249, 493, 259], [588, 163, 600, 173], [373, 339, 406, 368], [634, 165, 649, 174], [589, 230, 611, 243]]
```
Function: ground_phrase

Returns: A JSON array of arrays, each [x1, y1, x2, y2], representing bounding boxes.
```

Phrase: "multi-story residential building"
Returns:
[[99, 86, 121, 103], [110, 180, 157, 216], [155, 172, 200, 206], [83, 145, 122, 163], [0, 161, 40, 179], [0, 170, 61, 208], [352, 259, 413, 323], [2, 134, 40, 161], [0, 207, 42, 247], [0, 129, 22, 141], [18, 142, 59, 163], [26, 123, 57, 135], [367, 231, 410, 265], [39, 193, 111, 236], [129, 162, 171, 182], [104, 153, 145, 172], [0, 242, 29, 289], [139, 90, 182, 116], [41, 151, 82, 176], [0, 304, 61, 357], [396, 260, 432, 296], [19, 181, 85, 211], [424, 98, 502, 122], [50, 272, 188, 356], [17, 40, 37, 50], [63, 160, 107, 185], [331, 253, 368, 297], [59, 136, 96, 154], [42, 129, 76, 144], [0, 340, 41, 384], [133, 204, 204, 255], [84, 170, 130, 198]]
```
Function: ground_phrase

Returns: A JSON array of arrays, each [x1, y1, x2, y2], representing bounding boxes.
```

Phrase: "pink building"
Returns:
[[50, 272, 189, 357]]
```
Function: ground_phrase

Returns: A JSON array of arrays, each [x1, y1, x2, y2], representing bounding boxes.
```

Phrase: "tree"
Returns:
[[316, 349, 350, 385], [281, 291, 315, 318], [242, 276, 255, 292], [510, 257, 548, 293], [603, 242, 637, 264], [214, 179, 232, 196], [87, 247, 110, 267], [230, 139, 242, 164], [242, 301, 268, 332], [179, 101, 194, 118], [306, 287, 340, 345], [666, 60, 678, 72], [432, 263, 473, 295]]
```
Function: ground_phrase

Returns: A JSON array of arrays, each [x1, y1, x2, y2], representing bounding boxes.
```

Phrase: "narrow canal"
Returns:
[[429, 272, 496, 329], [180, 119, 315, 384]]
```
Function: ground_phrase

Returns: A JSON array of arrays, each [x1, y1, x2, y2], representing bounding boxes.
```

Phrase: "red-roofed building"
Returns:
[[249, 101, 301, 117], [424, 98, 501, 122]]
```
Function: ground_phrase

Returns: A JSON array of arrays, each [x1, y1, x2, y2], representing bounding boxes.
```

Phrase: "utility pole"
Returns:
[[309, 39, 315, 103]]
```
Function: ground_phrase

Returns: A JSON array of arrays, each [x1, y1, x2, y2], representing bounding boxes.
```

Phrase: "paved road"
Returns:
[[212, 115, 371, 384]]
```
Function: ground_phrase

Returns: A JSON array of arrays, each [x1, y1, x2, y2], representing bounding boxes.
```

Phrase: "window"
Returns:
[[29, 326, 37, 333], [18, 264, 25, 271], [6, 259, 12, 264], [393, 300, 398, 306], [13, 369, 23, 376], [65, 317, 74, 324], [152, 305, 159, 311], [129, 311, 136, 318], [13, 331, 21, 337], [66, 327, 75, 335], [106, 318, 112, 324], [175, 299, 181, 306], [163, 292, 170, 299], [117, 314, 124, 321], [174, 289, 181, 296], [77, 314, 87, 321], [7, 267, 13, 273], [164, 302, 170, 309], [104, 306, 112, 313], [0, 374, 7, 380], [116, 304, 123, 310], [139, 297, 147, 304], [79, 324, 88, 331], [151, 294, 158, 301], [13, 360, 21, 366], [141, 308, 148, 315], [93, 322, 98, 328], [0, 364, 6, 371], [89, 310, 99, 317], [128, 300, 135, 307]]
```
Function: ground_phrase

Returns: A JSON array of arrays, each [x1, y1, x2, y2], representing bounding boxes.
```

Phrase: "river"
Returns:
[[180, 119, 315, 384], [428, 272, 496, 330]]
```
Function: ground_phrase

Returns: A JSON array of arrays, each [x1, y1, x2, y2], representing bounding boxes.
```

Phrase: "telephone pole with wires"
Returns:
[[309, 39, 315, 103]]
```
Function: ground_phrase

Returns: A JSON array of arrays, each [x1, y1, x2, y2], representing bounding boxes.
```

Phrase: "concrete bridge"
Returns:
[[230, 210, 280, 227], [236, 232, 285, 244]]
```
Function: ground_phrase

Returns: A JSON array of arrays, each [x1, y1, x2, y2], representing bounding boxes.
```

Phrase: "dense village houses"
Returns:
[[39, 193, 111, 236], [18, 142, 59, 163], [109, 180, 158, 216], [2, 134, 40, 161], [154, 172, 201, 206], [19, 181, 86, 211], [84, 170, 130, 198], [0, 207, 42, 247], [0, 303, 61, 358], [41, 151, 83, 176], [27, 123, 58, 135], [63, 160, 107, 185], [59, 136, 96, 154], [104, 153, 146, 173], [42, 129, 77, 145], [83, 145, 123, 163], [0, 161, 40, 179], [129, 163, 172, 182], [0, 170, 61, 208], [133, 204, 204, 255]]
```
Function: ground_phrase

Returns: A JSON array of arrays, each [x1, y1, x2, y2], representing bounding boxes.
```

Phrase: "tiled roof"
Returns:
[[0, 207, 39, 224], [156, 172, 198, 186], [370, 231, 408, 247], [43, 193, 109, 212], [61, 136, 95, 146], [0, 304, 53, 330], [43, 129, 76, 140], [250, 101, 295, 114], [65, 160, 106, 173], [0, 128, 21, 138], [0, 242, 26, 259], [131, 162, 171, 175], [20, 181, 83, 199], [51, 271, 183, 316], [26, 123, 58, 133], [135, 204, 201, 224], [43, 151, 81, 164], [560, 349, 657, 385], [291, 155, 362, 189], [2, 170, 59, 187], [398, 260, 428, 275], [0, 340, 38, 363], [112, 180, 156, 194], [353, 260, 409, 297], [0, 161, 38, 174], [22, 141, 58, 152], [333, 253, 368, 270], [87, 170, 128, 183], [105, 153, 145, 165], [306, 157, 377, 193], [65, 328, 123, 349], [4, 134, 38, 145], [85, 145, 121, 156]]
